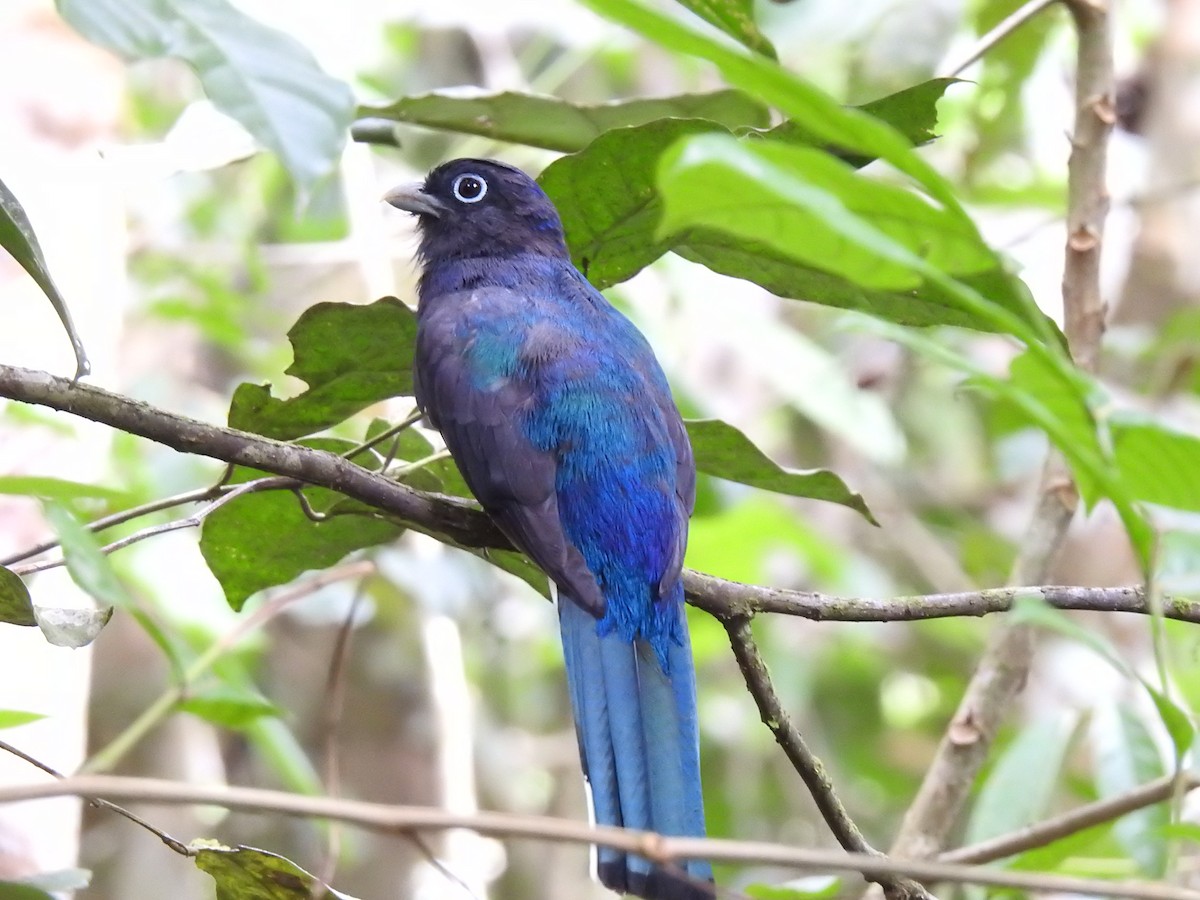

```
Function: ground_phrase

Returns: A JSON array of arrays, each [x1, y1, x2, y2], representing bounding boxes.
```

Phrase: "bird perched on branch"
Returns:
[[386, 159, 712, 900]]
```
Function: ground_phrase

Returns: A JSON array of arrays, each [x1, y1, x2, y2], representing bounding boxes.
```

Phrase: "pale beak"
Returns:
[[383, 183, 445, 217]]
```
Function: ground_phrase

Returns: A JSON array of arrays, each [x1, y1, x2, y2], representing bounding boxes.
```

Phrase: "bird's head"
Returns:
[[384, 158, 569, 264]]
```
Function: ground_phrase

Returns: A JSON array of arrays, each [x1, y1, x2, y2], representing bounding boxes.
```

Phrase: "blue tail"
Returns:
[[559, 596, 713, 900]]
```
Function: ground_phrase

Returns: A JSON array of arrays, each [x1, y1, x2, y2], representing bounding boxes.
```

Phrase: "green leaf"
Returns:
[[1092, 704, 1169, 877], [542, 119, 1037, 330], [43, 502, 130, 610], [200, 458, 403, 610], [0, 567, 36, 627], [673, 0, 776, 59], [540, 118, 717, 289], [745, 877, 842, 899], [0, 176, 89, 378], [358, 89, 769, 153], [965, 717, 1074, 845], [658, 133, 994, 292], [57, 0, 353, 192], [229, 298, 418, 440], [1112, 421, 1200, 511], [180, 687, 282, 729], [579, 0, 964, 214], [0, 709, 45, 730], [192, 842, 358, 899], [685, 419, 875, 522], [768, 78, 961, 163], [857, 78, 960, 146], [0, 476, 132, 504], [0, 883, 55, 900]]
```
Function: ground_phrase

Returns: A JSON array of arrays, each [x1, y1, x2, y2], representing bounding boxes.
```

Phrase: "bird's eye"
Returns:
[[452, 173, 488, 203]]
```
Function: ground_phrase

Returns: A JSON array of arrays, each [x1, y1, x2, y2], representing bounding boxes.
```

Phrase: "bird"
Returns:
[[386, 159, 713, 900]]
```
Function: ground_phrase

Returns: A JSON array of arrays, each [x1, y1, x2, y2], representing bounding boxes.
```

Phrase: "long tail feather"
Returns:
[[559, 596, 713, 899]]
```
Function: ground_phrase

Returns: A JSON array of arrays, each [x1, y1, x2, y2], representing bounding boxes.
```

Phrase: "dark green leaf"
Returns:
[[0, 567, 36, 627], [0, 709, 45, 730], [192, 841, 357, 899], [1093, 704, 1169, 877], [57, 0, 353, 192], [685, 419, 875, 522], [0, 176, 88, 378], [0, 476, 132, 504], [229, 298, 418, 440], [200, 462, 402, 610], [180, 688, 282, 729], [673, 0, 775, 59], [540, 118, 717, 288], [357, 89, 769, 153]]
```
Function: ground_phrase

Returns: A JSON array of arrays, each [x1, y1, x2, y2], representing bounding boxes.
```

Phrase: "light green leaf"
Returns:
[[43, 502, 130, 610], [358, 89, 769, 153], [179, 687, 282, 729], [579, 0, 964, 213], [192, 841, 358, 899], [0, 567, 36, 627], [1092, 704, 1169, 877], [57, 0, 353, 191], [745, 877, 842, 899], [1112, 421, 1200, 512], [0, 709, 45, 730], [0, 176, 88, 378], [965, 717, 1074, 845], [685, 419, 875, 522], [658, 133, 994, 291], [229, 298, 418, 440], [673, 0, 775, 58], [0, 476, 133, 504]]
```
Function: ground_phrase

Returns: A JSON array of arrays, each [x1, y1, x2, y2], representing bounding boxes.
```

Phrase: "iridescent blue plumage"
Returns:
[[389, 159, 712, 899]]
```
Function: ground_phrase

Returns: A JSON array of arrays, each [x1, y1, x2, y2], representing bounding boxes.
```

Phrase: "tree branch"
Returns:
[[0, 776, 1192, 900], [941, 772, 1200, 865], [2, 364, 1192, 628], [887, 0, 1115, 865], [725, 617, 931, 900]]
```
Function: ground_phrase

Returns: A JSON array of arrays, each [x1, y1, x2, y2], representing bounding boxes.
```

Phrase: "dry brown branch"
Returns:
[[0, 776, 1193, 900]]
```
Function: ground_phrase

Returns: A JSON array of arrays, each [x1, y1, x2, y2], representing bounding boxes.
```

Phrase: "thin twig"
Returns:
[[0, 482, 227, 567], [939, 0, 1061, 77], [724, 617, 932, 900], [0, 776, 1193, 900], [941, 772, 1200, 865], [313, 578, 369, 894], [0, 739, 191, 856], [9, 476, 292, 577]]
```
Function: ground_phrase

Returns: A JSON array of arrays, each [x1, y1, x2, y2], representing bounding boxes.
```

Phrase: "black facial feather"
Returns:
[[410, 159, 570, 263]]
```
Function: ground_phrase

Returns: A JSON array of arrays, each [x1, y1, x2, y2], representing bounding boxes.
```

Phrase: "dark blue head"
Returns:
[[385, 158, 569, 264]]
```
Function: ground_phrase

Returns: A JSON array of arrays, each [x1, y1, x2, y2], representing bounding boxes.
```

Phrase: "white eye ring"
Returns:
[[452, 173, 488, 203]]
